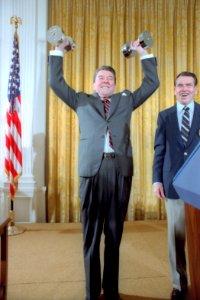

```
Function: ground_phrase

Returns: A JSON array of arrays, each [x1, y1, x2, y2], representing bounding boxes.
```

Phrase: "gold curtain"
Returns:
[[47, 0, 200, 222]]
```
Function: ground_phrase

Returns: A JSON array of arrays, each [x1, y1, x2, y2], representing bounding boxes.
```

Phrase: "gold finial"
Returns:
[[10, 16, 22, 30]]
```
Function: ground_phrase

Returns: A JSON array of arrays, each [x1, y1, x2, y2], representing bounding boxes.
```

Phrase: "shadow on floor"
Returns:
[[120, 296, 166, 300], [99, 287, 193, 300], [99, 295, 167, 300]]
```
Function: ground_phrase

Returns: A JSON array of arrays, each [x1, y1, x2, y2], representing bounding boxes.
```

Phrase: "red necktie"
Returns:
[[102, 98, 110, 119], [101, 98, 113, 148]]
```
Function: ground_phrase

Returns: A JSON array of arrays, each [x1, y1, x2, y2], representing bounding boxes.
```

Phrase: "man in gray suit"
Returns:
[[49, 38, 159, 300], [153, 72, 199, 300]]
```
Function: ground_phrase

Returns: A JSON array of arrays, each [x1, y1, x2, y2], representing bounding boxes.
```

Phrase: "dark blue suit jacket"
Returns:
[[153, 102, 200, 198]]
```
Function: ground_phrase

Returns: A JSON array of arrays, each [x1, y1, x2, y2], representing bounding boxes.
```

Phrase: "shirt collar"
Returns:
[[177, 100, 194, 113], [101, 97, 111, 102]]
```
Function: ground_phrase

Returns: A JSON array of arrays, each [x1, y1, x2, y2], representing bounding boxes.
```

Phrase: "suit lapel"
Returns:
[[169, 106, 183, 146], [108, 94, 121, 119], [92, 93, 105, 118], [187, 102, 200, 147]]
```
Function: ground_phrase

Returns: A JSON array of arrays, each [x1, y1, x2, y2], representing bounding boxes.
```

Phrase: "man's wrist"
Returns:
[[153, 182, 163, 186], [49, 49, 64, 57], [140, 53, 154, 60]]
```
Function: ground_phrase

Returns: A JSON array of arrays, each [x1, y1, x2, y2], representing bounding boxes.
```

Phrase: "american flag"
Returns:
[[4, 32, 22, 200]]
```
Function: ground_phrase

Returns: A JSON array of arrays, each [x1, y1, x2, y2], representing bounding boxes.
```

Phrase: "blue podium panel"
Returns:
[[173, 142, 200, 210]]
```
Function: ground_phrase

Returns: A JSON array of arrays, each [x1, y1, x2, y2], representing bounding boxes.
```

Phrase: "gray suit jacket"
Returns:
[[48, 56, 159, 177]]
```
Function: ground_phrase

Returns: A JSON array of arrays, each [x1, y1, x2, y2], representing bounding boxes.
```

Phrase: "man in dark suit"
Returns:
[[153, 72, 199, 300], [49, 37, 159, 300]]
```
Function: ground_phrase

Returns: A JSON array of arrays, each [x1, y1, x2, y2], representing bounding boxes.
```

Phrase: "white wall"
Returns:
[[0, 0, 48, 222]]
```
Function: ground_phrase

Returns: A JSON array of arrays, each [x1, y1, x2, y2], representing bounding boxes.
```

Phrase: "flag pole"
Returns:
[[8, 200, 24, 236], [7, 16, 24, 236]]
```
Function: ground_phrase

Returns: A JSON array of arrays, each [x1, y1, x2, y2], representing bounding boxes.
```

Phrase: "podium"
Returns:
[[185, 204, 200, 300], [173, 142, 200, 209], [172, 142, 200, 299], [0, 217, 10, 300]]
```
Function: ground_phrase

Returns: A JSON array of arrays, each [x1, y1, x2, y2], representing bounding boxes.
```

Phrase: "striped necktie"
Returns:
[[101, 98, 113, 148], [181, 106, 190, 145], [102, 97, 110, 119]]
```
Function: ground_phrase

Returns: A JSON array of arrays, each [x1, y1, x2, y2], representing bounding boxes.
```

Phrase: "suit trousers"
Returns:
[[165, 198, 188, 291], [80, 156, 132, 300]]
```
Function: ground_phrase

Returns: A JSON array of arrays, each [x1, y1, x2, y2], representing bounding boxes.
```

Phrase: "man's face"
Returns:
[[93, 70, 116, 98], [175, 76, 197, 105]]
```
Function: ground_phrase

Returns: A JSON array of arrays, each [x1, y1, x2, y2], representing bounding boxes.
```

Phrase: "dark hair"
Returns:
[[175, 71, 198, 86], [93, 65, 116, 83]]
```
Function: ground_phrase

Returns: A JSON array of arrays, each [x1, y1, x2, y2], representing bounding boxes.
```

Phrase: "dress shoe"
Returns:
[[103, 294, 121, 300], [171, 288, 187, 300], [104, 297, 122, 300]]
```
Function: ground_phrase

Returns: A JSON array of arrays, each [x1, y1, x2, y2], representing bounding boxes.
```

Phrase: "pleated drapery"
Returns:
[[47, 0, 200, 222]]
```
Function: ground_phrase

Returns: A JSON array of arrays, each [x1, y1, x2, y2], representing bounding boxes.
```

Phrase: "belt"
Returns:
[[103, 152, 115, 159]]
